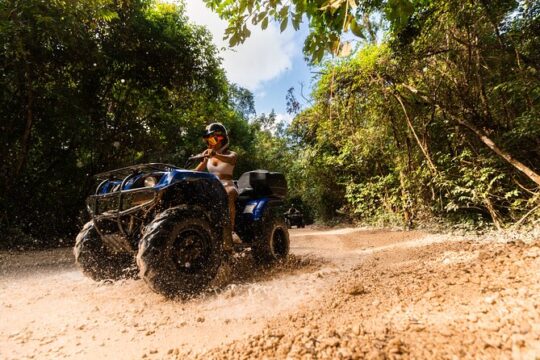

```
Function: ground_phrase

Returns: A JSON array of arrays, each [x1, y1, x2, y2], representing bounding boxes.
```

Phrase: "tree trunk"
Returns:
[[399, 169, 413, 230], [387, 103, 415, 230], [15, 70, 34, 177], [456, 117, 540, 187], [393, 93, 438, 174], [399, 83, 540, 187], [483, 196, 503, 230]]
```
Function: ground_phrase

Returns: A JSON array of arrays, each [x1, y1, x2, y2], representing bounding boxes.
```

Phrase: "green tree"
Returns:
[[0, 0, 250, 247], [229, 83, 257, 119], [204, 0, 430, 62], [287, 1, 540, 228]]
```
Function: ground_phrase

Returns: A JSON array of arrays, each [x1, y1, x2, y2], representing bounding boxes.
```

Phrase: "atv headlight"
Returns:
[[144, 176, 157, 187], [243, 204, 256, 214]]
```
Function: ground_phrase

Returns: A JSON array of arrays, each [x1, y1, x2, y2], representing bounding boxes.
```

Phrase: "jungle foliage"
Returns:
[[1, 0, 539, 248], [211, 0, 540, 228], [0, 0, 276, 248], [297, 1, 539, 228]]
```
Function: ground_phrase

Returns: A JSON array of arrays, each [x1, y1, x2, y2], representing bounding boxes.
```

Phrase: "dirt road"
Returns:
[[1, 228, 539, 359]]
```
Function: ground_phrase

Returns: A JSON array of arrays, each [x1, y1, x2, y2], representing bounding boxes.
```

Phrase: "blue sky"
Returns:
[[184, 1, 315, 122]]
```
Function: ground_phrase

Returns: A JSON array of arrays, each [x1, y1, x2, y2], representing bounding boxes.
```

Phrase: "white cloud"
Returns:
[[275, 112, 294, 126], [184, 1, 296, 91], [255, 91, 267, 98]]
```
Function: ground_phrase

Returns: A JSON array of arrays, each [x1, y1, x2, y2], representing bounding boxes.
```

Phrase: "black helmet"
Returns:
[[203, 122, 229, 148], [203, 122, 228, 138]]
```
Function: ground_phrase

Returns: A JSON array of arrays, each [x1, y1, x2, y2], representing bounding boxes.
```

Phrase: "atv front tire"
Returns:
[[74, 221, 136, 281], [137, 206, 221, 297]]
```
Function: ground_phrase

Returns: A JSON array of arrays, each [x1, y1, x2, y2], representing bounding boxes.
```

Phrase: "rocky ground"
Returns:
[[1, 227, 539, 359]]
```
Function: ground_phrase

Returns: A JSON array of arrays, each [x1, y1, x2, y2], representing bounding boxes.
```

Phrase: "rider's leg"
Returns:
[[227, 187, 237, 230], [223, 186, 238, 252]]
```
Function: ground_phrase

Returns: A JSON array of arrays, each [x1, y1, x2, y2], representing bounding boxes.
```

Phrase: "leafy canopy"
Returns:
[[204, 0, 430, 62]]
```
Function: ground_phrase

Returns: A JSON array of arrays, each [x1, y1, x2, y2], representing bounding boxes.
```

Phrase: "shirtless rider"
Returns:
[[195, 123, 238, 252]]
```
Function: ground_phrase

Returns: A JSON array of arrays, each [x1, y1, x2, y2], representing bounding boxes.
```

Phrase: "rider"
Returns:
[[286, 205, 299, 215], [195, 123, 238, 252]]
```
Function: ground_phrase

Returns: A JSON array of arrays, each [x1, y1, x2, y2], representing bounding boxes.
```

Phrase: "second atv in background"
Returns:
[[285, 206, 305, 228]]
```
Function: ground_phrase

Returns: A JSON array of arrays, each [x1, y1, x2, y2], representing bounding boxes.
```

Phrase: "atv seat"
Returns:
[[237, 170, 287, 200]]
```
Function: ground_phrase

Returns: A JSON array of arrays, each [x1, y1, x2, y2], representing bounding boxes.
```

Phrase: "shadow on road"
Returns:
[[0, 248, 76, 278]]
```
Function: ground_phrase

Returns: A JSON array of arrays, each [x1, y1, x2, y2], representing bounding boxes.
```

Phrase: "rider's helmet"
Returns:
[[203, 123, 229, 149]]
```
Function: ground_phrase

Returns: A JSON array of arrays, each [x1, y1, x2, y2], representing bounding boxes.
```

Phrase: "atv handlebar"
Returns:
[[184, 153, 207, 169], [189, 154, 207, 161]]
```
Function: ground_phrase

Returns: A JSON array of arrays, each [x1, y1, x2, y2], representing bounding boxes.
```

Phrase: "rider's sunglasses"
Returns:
[[204, 135, 219, 146]]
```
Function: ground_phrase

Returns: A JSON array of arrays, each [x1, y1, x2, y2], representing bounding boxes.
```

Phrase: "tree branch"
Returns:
[[392, 92, 438, 174]]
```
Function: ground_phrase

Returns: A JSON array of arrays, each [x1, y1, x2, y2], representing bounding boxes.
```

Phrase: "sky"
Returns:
[[183, 1, 315, 122]]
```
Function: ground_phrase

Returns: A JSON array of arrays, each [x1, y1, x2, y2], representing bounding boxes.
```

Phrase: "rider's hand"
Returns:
[[202, 149, 211, 157]]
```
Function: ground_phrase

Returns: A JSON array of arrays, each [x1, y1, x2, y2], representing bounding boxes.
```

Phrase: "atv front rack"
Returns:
[[90, 163, 182, 244], [94, 163, 180, 181], [88, 188, 159, 240]]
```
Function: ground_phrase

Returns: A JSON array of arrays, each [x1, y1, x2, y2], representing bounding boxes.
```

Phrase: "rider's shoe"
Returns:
[[232, 232, 242, 244]]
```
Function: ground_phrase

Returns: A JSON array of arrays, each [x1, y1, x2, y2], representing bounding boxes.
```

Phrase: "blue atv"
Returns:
[[74, 161, 289, 297]]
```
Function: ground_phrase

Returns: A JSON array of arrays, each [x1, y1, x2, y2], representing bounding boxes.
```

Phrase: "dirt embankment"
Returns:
[[1, 228, 539, 359]]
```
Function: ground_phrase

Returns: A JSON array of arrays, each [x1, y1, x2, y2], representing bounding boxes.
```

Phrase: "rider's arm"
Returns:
[[194, 151, 209, 171], [195, 158, 207, 171], [213, 151, 237, 165]]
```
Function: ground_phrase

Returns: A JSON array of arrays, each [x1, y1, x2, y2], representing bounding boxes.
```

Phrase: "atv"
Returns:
[[74, 161, 289, 297], [285, 211, 305, 228]]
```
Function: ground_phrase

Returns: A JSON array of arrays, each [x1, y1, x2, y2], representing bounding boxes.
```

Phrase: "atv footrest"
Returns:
[[233, 243, 250, 251]]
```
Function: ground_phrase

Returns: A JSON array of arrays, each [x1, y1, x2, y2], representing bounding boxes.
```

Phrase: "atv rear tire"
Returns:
[[74, 221, 136, 281], [137, 206, 221, 297], [252, 212, 289, 265]]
